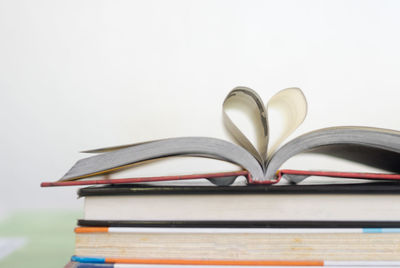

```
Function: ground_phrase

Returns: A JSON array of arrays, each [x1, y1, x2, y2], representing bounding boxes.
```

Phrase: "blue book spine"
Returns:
[[77, 263, 114, 268], [71, 256, 113, 267]]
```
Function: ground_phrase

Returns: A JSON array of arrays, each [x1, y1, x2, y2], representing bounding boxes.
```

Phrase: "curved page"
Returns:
[[223, 87, 268, 166], [266, 126, 400, 181], [266, 87, 307, 156], [59, 137, 263, 181]]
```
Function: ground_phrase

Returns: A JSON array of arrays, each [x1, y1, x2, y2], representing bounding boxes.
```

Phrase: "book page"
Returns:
[[223, 87, 268, 167], [59, 137, 264, 182], [266, 126, 400, 181], [267, 87, 307, 156]]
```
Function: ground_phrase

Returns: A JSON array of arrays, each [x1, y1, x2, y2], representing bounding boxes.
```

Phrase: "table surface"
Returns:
[[0, 210, 81, 268]]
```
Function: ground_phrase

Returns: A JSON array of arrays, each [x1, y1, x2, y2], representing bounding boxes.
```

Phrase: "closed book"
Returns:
[[78, 183, 400, 223], [73, 227, 400, 263]]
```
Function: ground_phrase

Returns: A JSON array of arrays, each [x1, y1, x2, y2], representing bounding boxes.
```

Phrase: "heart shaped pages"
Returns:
[[223, 86, 307, 171]]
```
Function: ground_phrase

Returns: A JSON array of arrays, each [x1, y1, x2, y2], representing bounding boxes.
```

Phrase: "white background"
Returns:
[[1, 0, 400, 215]]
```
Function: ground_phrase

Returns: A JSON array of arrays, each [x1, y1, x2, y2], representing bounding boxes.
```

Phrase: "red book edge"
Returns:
[[40, 170, 254, 187], [40, 169, 400, 187]]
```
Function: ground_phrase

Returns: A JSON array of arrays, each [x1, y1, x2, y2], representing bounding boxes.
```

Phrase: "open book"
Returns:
[[43, 87, 400, 186]]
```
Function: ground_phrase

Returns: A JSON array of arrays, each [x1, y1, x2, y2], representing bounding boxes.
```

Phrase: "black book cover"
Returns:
[[77, 219, 400, 228], [78, 182, 400, 197]]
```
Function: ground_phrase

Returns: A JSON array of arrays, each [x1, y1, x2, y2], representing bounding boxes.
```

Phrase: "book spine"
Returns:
[[74, 226, 400, 234], [71, 256, 323, 266], [71, 256, 400, 267], [77, 263, 114, 268]]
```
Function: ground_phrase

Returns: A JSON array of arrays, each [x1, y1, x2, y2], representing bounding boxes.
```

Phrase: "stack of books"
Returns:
[[42, 87, 400, 267]]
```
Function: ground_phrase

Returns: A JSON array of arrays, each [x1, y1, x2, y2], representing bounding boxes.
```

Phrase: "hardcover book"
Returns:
[[43, 87, 400, 186], [77, 183, 400, 223]]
